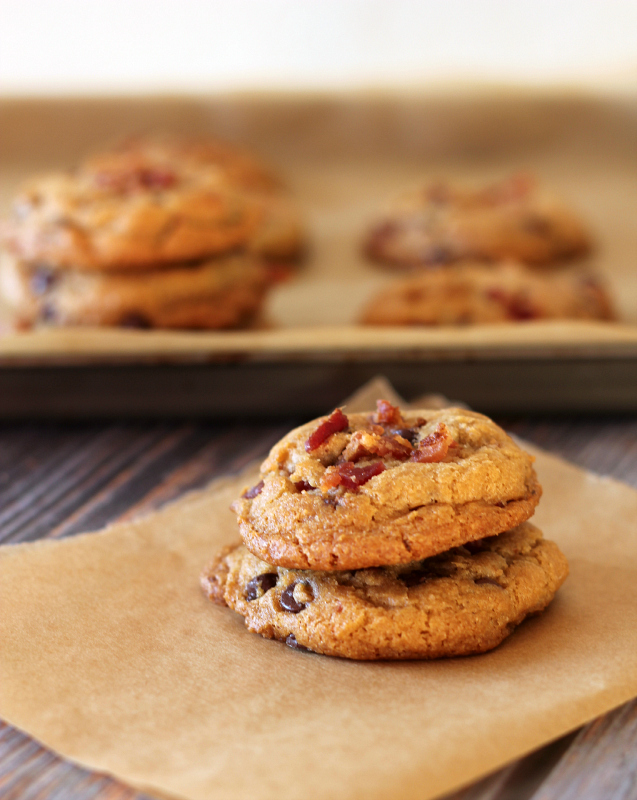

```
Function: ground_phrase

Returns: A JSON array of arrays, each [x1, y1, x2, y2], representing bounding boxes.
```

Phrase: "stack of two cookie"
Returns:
[[0, 137, 304, 329], [361, 173, 615, 325], [202, 400, 569, 660]]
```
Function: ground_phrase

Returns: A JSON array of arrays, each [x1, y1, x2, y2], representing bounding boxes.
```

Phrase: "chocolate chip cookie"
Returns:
[[1, 163, 262, 271], [202, 522, 568, 660], [363, 173, 592, 269], [82, 136, 306, 263], [361, 261, 615, 325], [0, 251, 269, 329], [232, 402, 541, 571]]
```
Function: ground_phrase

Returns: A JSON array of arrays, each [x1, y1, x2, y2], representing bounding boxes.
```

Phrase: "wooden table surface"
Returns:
[[1, 413, 636, 800]]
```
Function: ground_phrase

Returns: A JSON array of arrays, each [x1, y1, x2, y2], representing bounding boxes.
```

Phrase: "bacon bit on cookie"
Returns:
[[305, 408, 349, 452], [294, 480, 313, 492], [321, 461, 386, 492], [242, 480, 264, 499], [486, 288, 538, 321], [341, 430, 413, 462], [94, 167, 177, 193], [265, 262, 295, 284], [371, 399, 404, 426], [410, 424, 456, 463]]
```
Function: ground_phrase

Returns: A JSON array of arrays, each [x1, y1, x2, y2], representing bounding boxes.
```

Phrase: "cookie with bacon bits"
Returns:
[[361, 261, 615, 326], [82, 136, 306, 264], [363, 173, 592, 269], [1, 159, 263, 272], [201, 522, 567, 660], [231, 401, 541, 571]]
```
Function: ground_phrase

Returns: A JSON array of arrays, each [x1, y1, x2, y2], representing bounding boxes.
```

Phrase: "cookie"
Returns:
[[361, 261, 616, 325], [363, 173, 592, 269], [1, 165, 262, 271], [84, 137, 305, 263], [231, 402, 541, 571], [201, 522, 568, 660], [0, 252, 270, 329]]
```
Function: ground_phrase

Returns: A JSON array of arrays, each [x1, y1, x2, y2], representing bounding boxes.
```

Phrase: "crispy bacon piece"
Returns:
[[321, 461, 385, 492], [242, 480, 264, 499], [371, 399, 404, 426], [94, 167, 177, 193], [486, 288, 538, 321], [342, 430, 412, 462], [410, 424, 456, 463], [305, 408, 349, 452]]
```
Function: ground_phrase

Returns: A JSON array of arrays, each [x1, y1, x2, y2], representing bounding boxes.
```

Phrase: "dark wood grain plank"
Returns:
[[530, 699, 637, 800], [0, 722, 153, 800], [442, 732, 579, 800], [503, 417, 637, 489]]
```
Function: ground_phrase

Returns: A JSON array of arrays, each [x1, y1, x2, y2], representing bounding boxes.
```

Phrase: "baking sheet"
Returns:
[[1, 89, 636, 414], [1, 88, 637, 341], [1, 380, 637, 800]]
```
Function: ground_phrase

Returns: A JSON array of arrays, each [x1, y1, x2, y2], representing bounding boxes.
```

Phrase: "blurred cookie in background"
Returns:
[[0, 135, 305, 330], [363, 173, 592, 270], [82, 135, 306, 266], [360, 261, 615, 326], [0, 252, 270, 330]]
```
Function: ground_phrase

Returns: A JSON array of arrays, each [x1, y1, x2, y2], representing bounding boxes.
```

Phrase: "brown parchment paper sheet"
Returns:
[[2, 380, 637, 800], [1, 90, 637, 358]]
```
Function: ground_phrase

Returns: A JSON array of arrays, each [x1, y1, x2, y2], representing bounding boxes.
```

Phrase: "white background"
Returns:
[[1, 0, 636, 94]]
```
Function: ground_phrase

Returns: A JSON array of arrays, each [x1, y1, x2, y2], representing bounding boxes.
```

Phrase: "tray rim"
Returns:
[[1, 322, 637, 367]]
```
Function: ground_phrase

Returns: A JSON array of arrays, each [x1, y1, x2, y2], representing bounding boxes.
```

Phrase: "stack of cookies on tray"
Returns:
[[0, 136, 304, 329], [202, 399, 569, 660], [360, 173, 615, 325]]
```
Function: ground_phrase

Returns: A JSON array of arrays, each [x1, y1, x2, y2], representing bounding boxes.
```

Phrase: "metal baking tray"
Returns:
[[1, 87, 636, 416]]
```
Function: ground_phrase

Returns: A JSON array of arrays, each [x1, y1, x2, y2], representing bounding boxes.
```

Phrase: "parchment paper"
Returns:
[[2, 381, 637, 800]]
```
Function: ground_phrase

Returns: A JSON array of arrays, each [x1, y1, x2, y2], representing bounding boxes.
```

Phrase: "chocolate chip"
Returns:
[[285, 634, 309, 651], [427, 245, 452, 264], [474, 577, 503, 588], [245, 572, 277, 601], [40, 303, 57, 322], [280, 580, 314, 613], [119, 313, 152, 329], [388, 427, 419, 445], [400, 569, 428, 587], [30, 265, 57, 296]]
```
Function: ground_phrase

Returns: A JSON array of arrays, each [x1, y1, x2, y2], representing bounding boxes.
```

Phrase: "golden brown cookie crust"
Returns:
[[232, 405, 541, 570], [363, 174, 592, 269], [202, 523, 568, 660], [361, 261, 616, 325], [1, 252, 270, 329], [2, 167, 262, 271], [85, 137, 306, 262]]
